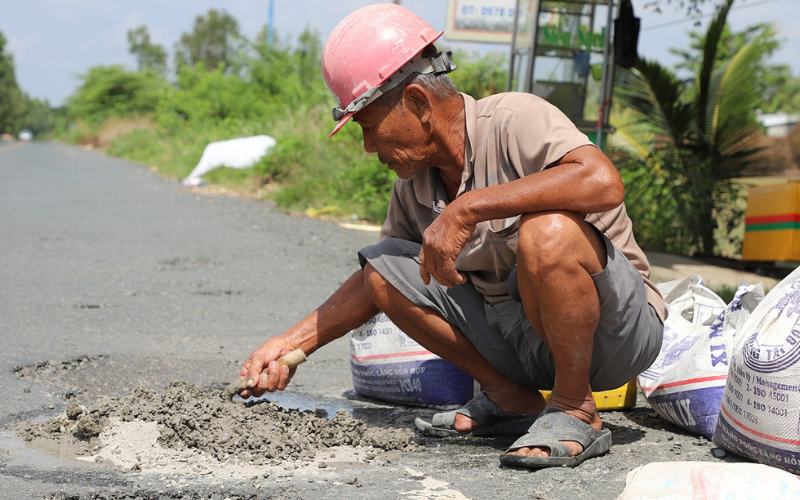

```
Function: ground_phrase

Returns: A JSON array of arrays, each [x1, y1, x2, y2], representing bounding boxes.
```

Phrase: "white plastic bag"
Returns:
[[350, 312, 474, 409], [713, 266, 800, 474], [638, 275, 763, 438], [181, 135, 276, 186]]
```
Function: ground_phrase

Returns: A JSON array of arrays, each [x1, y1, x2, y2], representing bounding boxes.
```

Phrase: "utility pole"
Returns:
[[268, 0, 275, 46]]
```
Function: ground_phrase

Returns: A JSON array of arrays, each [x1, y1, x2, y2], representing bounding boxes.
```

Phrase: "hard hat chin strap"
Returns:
[[332, 51, 457, 122]]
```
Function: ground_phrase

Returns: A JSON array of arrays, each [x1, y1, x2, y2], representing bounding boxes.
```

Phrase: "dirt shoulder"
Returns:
[[646, 249, 782, 291]]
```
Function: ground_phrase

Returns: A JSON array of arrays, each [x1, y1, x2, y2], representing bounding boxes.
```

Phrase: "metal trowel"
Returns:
[[222, 348, 307, 400]]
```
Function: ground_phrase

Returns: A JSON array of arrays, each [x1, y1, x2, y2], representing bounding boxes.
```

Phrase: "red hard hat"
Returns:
[[322, 3, 451, 137]]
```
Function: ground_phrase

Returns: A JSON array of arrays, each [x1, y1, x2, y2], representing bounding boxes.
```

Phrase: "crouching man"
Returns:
[[239, 4, 666, 469]]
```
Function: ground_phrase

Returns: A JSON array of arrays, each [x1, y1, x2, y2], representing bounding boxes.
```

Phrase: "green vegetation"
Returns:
[[711, 284, 738, 303], [67, 66, 166, 125], [448, 49, 508, 99], [669, 20, 798, 115], [612, 0, 772, 257], [127, 26, 167, 76], [0, 30, 56, 137], [174, 10, 244, 72], [0, 31, 24, 133]]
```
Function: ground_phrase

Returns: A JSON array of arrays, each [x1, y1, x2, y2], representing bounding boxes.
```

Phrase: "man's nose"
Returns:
[[361, 127, 377, 154]]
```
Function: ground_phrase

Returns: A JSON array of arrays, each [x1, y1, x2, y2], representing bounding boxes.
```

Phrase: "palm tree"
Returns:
[[613, 0, 771, 256]]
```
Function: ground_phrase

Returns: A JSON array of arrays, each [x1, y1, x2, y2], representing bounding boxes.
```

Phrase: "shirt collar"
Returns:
[[457, 92, 477, 198]]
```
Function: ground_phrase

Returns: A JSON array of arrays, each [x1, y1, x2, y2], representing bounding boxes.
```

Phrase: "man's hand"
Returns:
[[419, 198, 475, 288], [238, 339, 300, 398]]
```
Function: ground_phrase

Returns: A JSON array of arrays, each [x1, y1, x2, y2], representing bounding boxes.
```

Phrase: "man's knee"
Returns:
[[518, 211, 602, 275], [363, 263, 389, 307], [363, 262, 411, 314]]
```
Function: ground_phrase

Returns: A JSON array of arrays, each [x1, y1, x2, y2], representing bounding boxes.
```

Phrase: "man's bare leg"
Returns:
[[508, 211, 607, 457], [363, 263, 546, 421]]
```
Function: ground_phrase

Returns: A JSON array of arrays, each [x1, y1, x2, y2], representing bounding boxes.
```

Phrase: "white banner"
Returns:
[[445, 0, 517, 43]]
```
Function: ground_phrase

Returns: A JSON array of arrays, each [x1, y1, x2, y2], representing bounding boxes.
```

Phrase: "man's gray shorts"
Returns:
[[358, 234, 664, 392]]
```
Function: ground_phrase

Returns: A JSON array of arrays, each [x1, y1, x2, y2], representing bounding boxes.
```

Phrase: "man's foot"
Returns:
[[452, 385, 546, 433], [415, 385, 545, 437], [506, 406, 602, 457], [500, 408, 611, 469]]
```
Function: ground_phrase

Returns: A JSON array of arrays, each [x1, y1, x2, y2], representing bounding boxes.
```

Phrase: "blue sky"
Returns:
[[2, 0, 798, 107]]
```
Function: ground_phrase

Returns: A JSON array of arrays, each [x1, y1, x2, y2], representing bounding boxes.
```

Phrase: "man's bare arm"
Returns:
[[239, 269, 380, 396], [419, 145, 624, 287]]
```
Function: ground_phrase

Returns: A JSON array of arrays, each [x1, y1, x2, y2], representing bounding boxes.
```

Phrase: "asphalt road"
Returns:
[[0, 141, 743, 500]]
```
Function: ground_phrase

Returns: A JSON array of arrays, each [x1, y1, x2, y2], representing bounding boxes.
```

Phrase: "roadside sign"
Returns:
[[445, 0, 517, 43]]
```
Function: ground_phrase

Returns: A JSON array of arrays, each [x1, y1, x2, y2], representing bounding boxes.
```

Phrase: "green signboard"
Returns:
[[539, 18, 606, 50]]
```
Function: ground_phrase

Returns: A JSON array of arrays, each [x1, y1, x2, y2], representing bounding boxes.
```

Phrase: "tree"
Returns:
[[448, 49, 508, 99], [613, 0, 771, 256], [18, 96, 54, 136], [644, 0, 713, 18], [174, 10, 243, 73], [244, 26, 328, 108], [294, 26, 323, 90], [765, 75, 800, 113], [0, 30, 25, 134], [127, 25, 167, 76], [67, 65, 166, 124], [157, 63, 269, 127], [670, 22, 791, 113]]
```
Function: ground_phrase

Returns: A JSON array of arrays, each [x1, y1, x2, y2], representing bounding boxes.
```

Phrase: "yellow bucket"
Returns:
[[540, 380, 638, 411]]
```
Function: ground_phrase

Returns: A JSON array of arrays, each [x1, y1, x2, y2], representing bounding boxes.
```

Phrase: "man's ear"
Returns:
[[403, 84, 433, 124]]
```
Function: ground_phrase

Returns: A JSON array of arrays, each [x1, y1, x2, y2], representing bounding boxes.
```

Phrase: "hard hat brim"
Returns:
[[329, 111, 354, 137]]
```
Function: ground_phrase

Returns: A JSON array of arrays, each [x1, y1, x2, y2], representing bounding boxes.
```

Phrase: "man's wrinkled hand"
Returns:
[[418, 202, 475, 288], [238, 340, 297, 398]]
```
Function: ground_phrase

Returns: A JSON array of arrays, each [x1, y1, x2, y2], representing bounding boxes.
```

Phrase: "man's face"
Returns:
[[351, 100, 432, 180]]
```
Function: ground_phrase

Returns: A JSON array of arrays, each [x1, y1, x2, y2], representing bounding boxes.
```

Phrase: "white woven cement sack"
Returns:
[[350, 312, 474, 409], [638, 275, 764, 438], [713, 266, 800, 474], [616, 461, 800, 500]]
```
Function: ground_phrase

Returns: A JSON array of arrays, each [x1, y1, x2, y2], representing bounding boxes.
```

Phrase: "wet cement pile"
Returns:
[[17, 381, 418, 476]]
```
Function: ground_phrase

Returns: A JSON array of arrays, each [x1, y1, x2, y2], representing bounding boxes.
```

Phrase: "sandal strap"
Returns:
[[431, 410, 458, 428], [506, 408, 603, 454], [428, 392, 506, 429], [457, 392, 517, 424]]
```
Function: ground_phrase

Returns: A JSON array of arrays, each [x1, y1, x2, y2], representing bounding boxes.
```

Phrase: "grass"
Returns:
[[711, 284, 738, 303], [711, 282, 772, 304]]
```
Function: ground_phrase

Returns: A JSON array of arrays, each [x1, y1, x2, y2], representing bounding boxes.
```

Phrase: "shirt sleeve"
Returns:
[[506, 97, 595, 177]]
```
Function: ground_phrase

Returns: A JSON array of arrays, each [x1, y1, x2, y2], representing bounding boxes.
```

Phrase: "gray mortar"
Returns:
[[12, 355, 108, 380], [17, 381, 419, 468]]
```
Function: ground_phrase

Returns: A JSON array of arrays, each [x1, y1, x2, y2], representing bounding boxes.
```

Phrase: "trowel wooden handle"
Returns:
[[267, 348, 307, 372], [223, 348, 308, 400]]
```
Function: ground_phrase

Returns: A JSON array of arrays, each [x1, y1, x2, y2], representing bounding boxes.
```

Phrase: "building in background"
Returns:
[[756, 110, 799, 138]]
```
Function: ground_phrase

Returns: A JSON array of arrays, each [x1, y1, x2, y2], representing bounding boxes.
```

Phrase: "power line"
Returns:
[[642, 0, 784, 31]]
